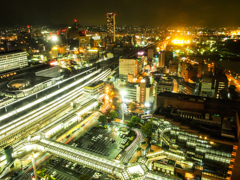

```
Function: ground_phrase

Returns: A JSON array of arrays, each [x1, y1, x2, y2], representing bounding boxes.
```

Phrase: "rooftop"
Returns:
[[154, 106, 237, 143], [0, 50, 25, 56], [87, 80, 104, 87]]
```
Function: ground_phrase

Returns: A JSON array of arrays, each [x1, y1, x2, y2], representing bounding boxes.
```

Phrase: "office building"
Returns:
[[158, 51, 173, 68], [119, 58, 142, 79], [213, 65, 228, 99], [169, 64, 178, 75], [26, 25, 33, 38], [124, 83, 138, 102], [184, 69, 197, 82], [0, 50, 28, 73], [68, 20, 79, 39], [148, 49, 153, 63], [137, 78, 153, 105], [107, 13, 116, 42], [165, 51, 173, 67], [156, 79, 173, 94], [122, 78, 154, 106], [213, 75, 228, 99], [201, 73, 215, 98], [158, 51, 165, 68]]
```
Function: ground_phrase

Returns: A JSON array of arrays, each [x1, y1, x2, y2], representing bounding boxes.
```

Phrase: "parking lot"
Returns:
[[73, 125, 125, 159], [43, 157, 110, 180]]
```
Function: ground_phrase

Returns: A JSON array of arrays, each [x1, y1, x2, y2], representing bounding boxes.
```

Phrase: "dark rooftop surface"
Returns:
[[0, 50, 25, 55], [157, 92, 240, 111], [154, 106, 237, 143], [1, 72, 51, 93], [87, 80, 104, 87]]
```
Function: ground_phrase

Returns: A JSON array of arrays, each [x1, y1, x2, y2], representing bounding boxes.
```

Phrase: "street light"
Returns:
[[121, 90, 126, 123], [51, 35, 58, 42], [31, 152, 38, 180]]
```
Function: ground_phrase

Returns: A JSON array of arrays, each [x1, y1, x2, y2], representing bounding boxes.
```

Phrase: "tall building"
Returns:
[[213, 66, 228, 99], [158, 51, 165, 68], [165, 51, 173, 67], [68, 20, 79, 39], [26, 25, 33, 38], [148, 49, 153, 63], [123, 79, 154, 106], [201, 72, 215, 98], [107, 13, 116, 42], [137, 78, 154, 106], [158, 51, 173, 68], [0, 50, 28, 73]]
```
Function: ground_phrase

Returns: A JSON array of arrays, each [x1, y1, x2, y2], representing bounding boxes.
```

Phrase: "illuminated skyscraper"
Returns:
[[68, 19, 78, 39], [107, 13, 116, 42], [27, 25, 32, 38]]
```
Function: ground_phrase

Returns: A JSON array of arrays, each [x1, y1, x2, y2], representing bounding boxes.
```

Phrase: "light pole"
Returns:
[[31, 152, 38, 180], [121, 90, 126, 123]]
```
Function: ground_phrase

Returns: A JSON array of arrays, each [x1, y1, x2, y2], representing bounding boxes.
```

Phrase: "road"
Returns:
[[226, 73, 240, 92]]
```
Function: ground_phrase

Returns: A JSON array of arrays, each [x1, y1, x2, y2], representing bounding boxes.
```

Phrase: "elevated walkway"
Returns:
[[35, 138, 130, 179]]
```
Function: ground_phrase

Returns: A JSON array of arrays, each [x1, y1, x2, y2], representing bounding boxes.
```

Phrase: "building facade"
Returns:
[[0, 50, 28, 73], [119, 58, 142, 79], [84, 80, 104, 97], [107, 13, 116, 42]]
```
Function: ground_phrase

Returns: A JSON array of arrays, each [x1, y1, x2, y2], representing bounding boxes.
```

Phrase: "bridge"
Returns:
[[22, 137, 179, 180], [32, 138, 130, 179]]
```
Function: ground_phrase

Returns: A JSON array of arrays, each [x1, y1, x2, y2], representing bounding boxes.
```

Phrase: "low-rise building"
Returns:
[[0, 50, 28, 73], [84, 80, 104, 98], [156, 79, 173, 94]]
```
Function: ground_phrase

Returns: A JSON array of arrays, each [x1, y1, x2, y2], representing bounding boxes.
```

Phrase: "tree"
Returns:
[[105, 109, 111, 117], [110, 110, 118, 120], [127, 121, 135, 128], [78, 174, 91, 180], [131, 116, 140, 123], [141, 121, 153, 137], [98, 115, 107, 126]]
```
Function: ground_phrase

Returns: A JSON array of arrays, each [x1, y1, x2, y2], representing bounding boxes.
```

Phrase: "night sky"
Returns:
[[1, 0, 240, 27]]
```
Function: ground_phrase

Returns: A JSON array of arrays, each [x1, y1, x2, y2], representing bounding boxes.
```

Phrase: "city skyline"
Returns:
[[1, 0, 240, 27], [1, 1, 240, 179]]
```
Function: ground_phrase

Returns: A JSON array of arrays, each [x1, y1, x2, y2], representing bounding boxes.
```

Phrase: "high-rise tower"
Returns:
[[107, 13, 116, 42]]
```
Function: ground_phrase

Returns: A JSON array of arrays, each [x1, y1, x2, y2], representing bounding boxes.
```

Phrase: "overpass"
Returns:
[[23, 137, 179, 180], [0, 136, 180, 180], [33, 138, 130, 180]]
